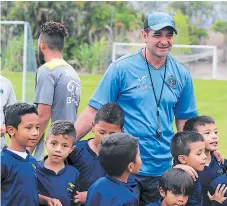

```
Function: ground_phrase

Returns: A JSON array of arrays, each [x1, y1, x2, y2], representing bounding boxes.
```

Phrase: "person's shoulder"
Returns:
[[0, 75, 13, 87], [65, 164, 80, 176], [112, 49, 142, 68], [168, 55, 190, 74], [74, 139, 89, 153], [68, 140, 89, 163]]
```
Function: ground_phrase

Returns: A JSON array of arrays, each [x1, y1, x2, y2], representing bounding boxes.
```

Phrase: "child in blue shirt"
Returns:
[[86, 132, 141, 206], [1, 103, 40, 206], [146, 168, 194, 206], [36, 120, 80, 206], [183, 116, 227, 205], [68, 103, 124, 204], [171, 131, 207, 206]]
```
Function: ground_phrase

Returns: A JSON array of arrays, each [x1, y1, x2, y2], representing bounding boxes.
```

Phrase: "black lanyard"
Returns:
[[144, 47, 167, 137]]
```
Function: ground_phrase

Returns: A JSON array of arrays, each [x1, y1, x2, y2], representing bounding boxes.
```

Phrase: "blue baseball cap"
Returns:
[[144, 12, 177, 34]]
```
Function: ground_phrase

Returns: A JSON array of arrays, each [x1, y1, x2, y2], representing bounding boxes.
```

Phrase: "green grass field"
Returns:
[[2, 71, 227, 157]]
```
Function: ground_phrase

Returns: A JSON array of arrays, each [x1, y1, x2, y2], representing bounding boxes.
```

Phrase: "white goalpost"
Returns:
[[112, 42, 218, 79], [0, 21, 37, 102]]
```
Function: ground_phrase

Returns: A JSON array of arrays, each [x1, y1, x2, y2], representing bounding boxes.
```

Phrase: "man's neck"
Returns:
[[205, 150, 212, 165], [44, 52, 63, 63], [7, 141, 26, 152], [143, 48, 167, 69], [113, 172, 129, 183], [88, 139, 99, 155], [44, 157, 65, 174]]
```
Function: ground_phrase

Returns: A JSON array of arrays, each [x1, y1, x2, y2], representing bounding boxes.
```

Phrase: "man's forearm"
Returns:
[[175, 119, 188, 132], [75, 106, 97, 141]]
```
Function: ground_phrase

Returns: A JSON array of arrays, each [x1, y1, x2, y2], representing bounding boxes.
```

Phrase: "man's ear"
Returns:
[[6, 125, 16, 137], [141, 30, 148, 43], [178, 155, 187, 164], [127, 162, 134, 173], [91, 121, 95, 132], [40, 40, 47, 50], [159, 187, 166, 198]]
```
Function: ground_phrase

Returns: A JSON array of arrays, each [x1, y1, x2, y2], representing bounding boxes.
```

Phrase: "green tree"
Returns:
[[212, 20, 227, 62]]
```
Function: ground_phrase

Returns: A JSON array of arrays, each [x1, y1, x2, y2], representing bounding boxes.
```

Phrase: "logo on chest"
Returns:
[[168, 75, 177, 88], [67, 182, 75, 193]]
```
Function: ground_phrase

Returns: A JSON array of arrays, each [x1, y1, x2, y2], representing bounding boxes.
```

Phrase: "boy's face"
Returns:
[[131, 147, 142, 174], [196, 123, 219, 152], [45, 134, 75, 163], [92, 121, 122, 145], [160, 188, 189, 206], [8, 113, 39, 148], [180, 141, 207, 171]]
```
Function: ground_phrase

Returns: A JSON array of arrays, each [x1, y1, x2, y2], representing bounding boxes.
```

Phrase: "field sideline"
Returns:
[[2, 71, 227, 157]]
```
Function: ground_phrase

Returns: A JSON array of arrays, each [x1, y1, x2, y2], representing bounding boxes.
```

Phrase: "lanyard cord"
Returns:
[[144, 47, 167, 136]]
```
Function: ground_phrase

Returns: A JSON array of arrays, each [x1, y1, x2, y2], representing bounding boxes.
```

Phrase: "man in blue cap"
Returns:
[[74, 11, 198, 205]]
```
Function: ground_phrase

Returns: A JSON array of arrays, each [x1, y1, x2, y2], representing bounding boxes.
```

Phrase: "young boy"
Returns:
[[68, 103, 124, 204], [1, 103, 40, 205], [86, 132, 141, 206], [146, 168, 195, 206], [171, 131, 207, 206], [183, 116, 227, 205], [36, 120, 80, 206]]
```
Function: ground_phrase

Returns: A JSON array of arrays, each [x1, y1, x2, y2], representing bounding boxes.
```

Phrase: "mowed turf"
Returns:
[[2, 71, 227, 157]]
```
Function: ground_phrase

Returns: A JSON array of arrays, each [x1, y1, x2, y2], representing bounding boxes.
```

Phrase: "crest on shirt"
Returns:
[[217, 168, 224, 175], [168, 75, 177, 88], [67, 182, 75, 193], [0, 89, 3, 95]]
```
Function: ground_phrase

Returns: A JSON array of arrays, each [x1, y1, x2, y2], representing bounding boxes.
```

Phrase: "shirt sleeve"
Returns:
[[174, 70, 198, 119], [34, 67, 55, 106], [88, 62, 121, 110], [85, 188, 101, 206]]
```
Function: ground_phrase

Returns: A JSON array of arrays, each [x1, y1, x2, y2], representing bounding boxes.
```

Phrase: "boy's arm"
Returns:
[[39, 194, 63, 206], [85, 189, 101, 206]]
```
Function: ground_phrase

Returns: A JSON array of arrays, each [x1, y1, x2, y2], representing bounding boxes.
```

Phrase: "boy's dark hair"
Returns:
[[47, 120, 76, 138], [183, 116, 215, 131], [4, 103, 38, 129], [40, 21, 68, 51], [99, 133, 138, 177], [94, 103, 124, 129], [160, 168, 194, 196], [171, 131, 204, 165]]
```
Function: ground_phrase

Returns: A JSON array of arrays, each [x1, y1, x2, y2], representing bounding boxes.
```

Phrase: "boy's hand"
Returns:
[[173, 164, 198, 181], [208, 184, 227, 203], [0, 123, 6, 136], [74, 191, 87, 204], [213, 151, 225, 164], [47, 198, 63, 206]]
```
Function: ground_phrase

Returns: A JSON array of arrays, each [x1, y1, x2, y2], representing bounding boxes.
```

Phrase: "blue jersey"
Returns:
[[210, 174, 227, 206], [37, 159, 80, 206], [89, 49, 197, 176], [199, 154, 227, 206], [67, 139, 105, 191], [186, 178, 202, 206], [1, 148, 39, 206], [146, 199, 162, 205], [86, 175, 139, 206]]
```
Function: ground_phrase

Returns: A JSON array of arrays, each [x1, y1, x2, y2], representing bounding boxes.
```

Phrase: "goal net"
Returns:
[[112, 43, 217, 80], [0, 21, 37, 103]]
